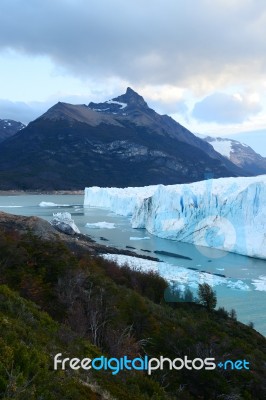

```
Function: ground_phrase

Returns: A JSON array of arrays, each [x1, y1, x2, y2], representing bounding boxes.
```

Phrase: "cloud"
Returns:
[[191, 92, 262, 124], [0, 0, 266, 90], [149, 98, 188, 116], [0, 99, 51, 124], [135, 85, 188, 115]]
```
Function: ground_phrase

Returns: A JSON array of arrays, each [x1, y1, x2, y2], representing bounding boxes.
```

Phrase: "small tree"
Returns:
[[183, 286, 194, 302], [197, 283, 217, 311], [229, 308, 237, 321], [217, 307, 229, 319]]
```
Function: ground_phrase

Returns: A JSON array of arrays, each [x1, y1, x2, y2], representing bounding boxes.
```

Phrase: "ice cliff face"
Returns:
[[84, 186, 158, 216], [84, 176, 266, 259]]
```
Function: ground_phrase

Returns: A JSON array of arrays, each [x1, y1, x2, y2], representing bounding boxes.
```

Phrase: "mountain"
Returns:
[[0, 88, 247, 190], [0, 118, 25, 143], [202, 135, 266, 175]]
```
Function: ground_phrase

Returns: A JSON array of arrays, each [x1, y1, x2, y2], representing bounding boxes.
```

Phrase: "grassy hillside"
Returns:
[[0, 225, 265, 399]]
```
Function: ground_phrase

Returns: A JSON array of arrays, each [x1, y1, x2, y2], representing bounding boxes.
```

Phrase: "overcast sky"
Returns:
[[0, 0, 266, 154]]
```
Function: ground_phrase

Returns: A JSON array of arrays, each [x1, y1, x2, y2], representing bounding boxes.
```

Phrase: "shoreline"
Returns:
[[0, 210, 160, 263], [0, 190, 84, 196]]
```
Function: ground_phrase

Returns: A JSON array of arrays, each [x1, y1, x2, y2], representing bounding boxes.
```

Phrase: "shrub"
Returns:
[[197, 283, 217, 311]]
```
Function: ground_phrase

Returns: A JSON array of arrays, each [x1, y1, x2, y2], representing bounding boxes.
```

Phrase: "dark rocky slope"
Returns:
[[0, 89, 246, 190], [0, 118, 25, 143]]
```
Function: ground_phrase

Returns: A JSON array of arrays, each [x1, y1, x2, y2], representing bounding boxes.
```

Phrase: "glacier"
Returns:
[[84, 175, 266, 259], [84, 185, 158, 216]]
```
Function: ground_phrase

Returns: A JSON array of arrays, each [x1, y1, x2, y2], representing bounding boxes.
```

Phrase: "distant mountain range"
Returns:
[[0, 118, 25, 143], [0, 88, 258, 190], [202, 136, 266, 175]]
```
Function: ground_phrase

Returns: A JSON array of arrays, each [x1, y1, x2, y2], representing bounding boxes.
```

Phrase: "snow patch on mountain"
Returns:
[[106, 100, 127, 109], [198, 135, 266, 175], [207, 138, 234, 158]]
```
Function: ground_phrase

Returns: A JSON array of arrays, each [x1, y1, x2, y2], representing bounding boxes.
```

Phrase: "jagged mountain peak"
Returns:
[[88, 87, 149, 114], [113, 87, 148, 108]]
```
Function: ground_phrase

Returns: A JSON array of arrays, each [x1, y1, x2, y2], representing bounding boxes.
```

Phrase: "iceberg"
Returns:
[[130, 236, 150, 240], [50, 212, 80, 235], [251, 276, 266, 291], [84, 175, 266, 259], [85, 221, 116, 229], [39, 201, 71, 207]]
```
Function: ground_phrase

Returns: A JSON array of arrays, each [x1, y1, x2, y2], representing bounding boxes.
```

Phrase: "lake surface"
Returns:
[[1, 194, 265, 336]]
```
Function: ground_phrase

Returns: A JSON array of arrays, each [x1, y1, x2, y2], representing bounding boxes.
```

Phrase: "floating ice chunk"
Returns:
[[85, 221, 116, 229], [130, 236, 150, 240], [251, 276, 266, 291], [50, 212, 80, 235], [39, 201, 71, 207], [227, 280, 250, 291]]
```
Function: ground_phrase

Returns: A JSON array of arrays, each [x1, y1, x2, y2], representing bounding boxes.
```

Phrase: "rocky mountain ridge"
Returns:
[[203, 135, 266, 175], [0, 88, 247, 190], [0, 118, 25, 143]]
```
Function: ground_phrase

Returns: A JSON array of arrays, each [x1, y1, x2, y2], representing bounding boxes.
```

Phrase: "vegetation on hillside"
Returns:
[[0, 229, 265, 399]]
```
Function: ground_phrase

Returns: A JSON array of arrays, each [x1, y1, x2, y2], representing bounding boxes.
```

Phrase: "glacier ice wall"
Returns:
[[84, 185, 158, 216], [84, 176, 266, 259]]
